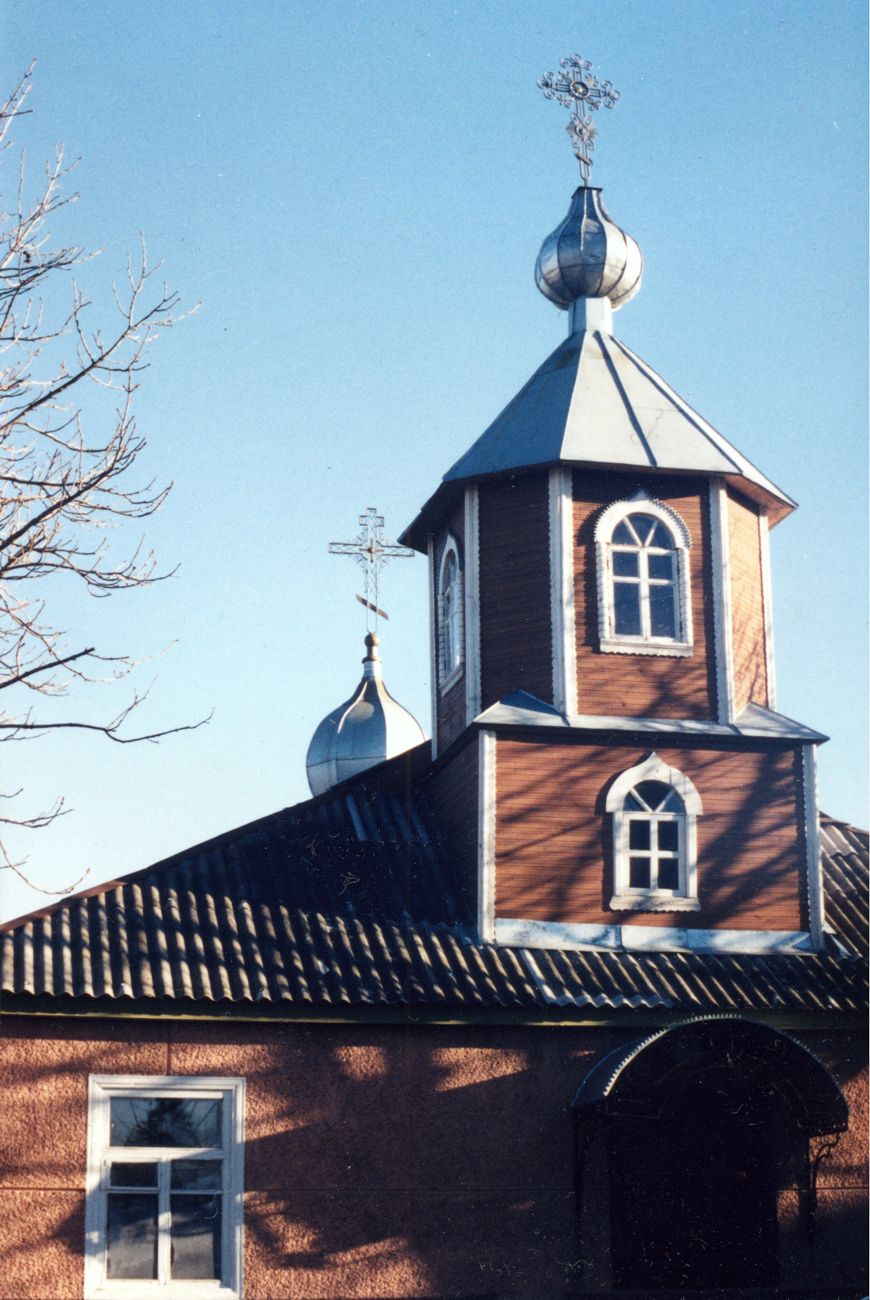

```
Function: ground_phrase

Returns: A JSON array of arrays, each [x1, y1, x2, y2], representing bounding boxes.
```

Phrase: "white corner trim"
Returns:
[[548, 466, 577, 715], [708, 478, 735, 723], [801, 743, 825, 949], [494, 916, 815, 955], [427, 535, 439, 760], [464, 486, 481, 723], [759, 509, 777, 711], [477, 729, 496, 943]]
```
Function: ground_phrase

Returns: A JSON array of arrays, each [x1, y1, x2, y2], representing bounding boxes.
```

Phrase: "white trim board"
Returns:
[[708, 478, 735, 723], [476, 728, 496, 943], [464, 485, 481, 723], [801, 743, 825, 949], [759, 508, 777, 710], [493, 916, 815, 955], [548, 466, 577, 715], [427, 535, 439, 760]]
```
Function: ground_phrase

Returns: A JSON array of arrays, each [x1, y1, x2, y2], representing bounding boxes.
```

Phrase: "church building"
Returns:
[[0, 56, 866, 1300]]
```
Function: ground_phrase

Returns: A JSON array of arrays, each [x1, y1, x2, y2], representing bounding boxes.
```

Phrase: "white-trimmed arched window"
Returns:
[[606, 753, 702, 911], [594, 494, 693, 656], [438, 535, 464, 689]]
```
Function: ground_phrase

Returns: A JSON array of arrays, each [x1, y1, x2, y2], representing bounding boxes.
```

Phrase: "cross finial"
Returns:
[[538, 55, 620, 183], [328, 508, 414, 631]]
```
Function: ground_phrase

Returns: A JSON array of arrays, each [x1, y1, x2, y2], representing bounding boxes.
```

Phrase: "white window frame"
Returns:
[[437, 533, 464, 692], [594, 493, 693, 657], [606, 753, 702, 911], [84, 1075, 245, 1300]]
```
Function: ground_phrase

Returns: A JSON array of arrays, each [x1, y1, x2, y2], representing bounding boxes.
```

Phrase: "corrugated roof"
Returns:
[[0, 766, 865, 1017]]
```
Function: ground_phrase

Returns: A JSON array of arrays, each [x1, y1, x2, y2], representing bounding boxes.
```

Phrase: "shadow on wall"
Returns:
[[0, 1017, 865, 1298]]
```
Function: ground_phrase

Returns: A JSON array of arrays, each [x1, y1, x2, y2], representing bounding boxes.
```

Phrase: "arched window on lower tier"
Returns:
[[606, 753, 702, 911], [594, 494, 693, 656]]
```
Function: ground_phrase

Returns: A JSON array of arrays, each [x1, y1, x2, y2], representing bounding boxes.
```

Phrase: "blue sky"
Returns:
[[1, 0, 866, 920]]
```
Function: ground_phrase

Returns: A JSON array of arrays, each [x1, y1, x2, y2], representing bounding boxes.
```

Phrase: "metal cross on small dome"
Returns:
[[328, 507, 414, 630], [538, 55, 620, 182]]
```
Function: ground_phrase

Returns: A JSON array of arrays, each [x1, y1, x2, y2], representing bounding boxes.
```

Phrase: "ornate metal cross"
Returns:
[[538, 55, 620, 183], [328, 507, 414, 630]]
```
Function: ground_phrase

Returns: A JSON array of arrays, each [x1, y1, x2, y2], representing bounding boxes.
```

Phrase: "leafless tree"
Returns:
[[0, 66, 203, 892]]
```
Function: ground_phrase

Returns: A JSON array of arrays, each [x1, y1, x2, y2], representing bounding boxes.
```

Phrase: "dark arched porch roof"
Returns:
[[573, 1015, 848, 1136]]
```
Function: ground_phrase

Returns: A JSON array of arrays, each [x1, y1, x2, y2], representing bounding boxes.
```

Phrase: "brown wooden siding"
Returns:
[[728, 488, 769, 712], [434, 501, 467, 753], [425, 733, 479, 922], [494, 736, 806, 933], [479, 473, 553, 710], [572, 471, 717, 720]]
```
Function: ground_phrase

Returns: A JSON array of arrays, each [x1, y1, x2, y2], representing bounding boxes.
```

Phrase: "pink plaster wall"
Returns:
[[0, 1014, 865, 1299]]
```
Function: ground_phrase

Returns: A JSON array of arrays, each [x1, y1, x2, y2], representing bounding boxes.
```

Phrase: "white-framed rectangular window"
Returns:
[[85, 1075, 244, 1300]]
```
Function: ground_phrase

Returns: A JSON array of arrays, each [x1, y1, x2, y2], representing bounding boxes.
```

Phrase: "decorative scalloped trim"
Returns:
[[609, 895, 702, 912], [592, 490, 692, 547], [599, 637, 693, 658]]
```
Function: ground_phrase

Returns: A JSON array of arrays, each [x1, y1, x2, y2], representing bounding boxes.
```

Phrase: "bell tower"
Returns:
[[405, 56, 826, 957]]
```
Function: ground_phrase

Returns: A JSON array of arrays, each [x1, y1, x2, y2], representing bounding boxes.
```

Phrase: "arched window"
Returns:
[[594, 495, 692, 656], [605, 753, 701, 910], [438, 536, 464, 688]]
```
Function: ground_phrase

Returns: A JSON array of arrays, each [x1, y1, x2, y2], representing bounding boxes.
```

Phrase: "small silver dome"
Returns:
[[535, 186, 642, 311], [306, 633, 427, 796]]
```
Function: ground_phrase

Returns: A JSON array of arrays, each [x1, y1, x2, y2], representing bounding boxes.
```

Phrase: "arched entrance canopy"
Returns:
[[573, 1015, 847, 1136]]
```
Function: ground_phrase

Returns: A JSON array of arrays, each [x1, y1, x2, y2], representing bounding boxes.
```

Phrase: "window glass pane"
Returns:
[[648, 552, 673, 580], [110, 1097, 222, 1148], [658, 821, 679, 852], [172, 1159, 223, 1190], [630, 514, 657, 544], [649, 521, 674, 548], [629, 857, 651, 889], [649, 584, 676, 638], [109, 1162, 158, 1188], [660, 789, 682, 812], [171, 1194, 222, 1280], [612, 521, 634, 544], [624, 793, 642, 811], [658, 858, 679, 890], [629, 820, 650, 850], [106, 1193, 158, 1279], [634, 781, 669, 810], [613, 582, 641, 635], [612, 551, 639, 578]]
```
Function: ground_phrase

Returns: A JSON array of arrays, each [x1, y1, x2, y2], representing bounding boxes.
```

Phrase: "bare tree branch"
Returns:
[[0, 65, 203, 895]]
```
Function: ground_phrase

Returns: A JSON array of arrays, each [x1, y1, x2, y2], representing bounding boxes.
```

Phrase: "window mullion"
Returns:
[[649, 816, 659, 889], [157, 1157, 172, 1284], [639, 550, 651, 638]]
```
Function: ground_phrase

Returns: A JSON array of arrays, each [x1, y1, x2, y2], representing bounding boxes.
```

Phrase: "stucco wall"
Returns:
[[0, 1014, 865, 1298]]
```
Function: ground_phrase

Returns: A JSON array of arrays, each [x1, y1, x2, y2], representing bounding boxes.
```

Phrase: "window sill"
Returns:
[[438, 663, 465, 695], [86, 1285, 239, 1300], [610, 894, 701, 913], [599, 637, 693, 658]]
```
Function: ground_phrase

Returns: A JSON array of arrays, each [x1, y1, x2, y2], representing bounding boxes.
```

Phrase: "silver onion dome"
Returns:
[[306, 633, 426, 797], [535, 186, 642, 311]]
